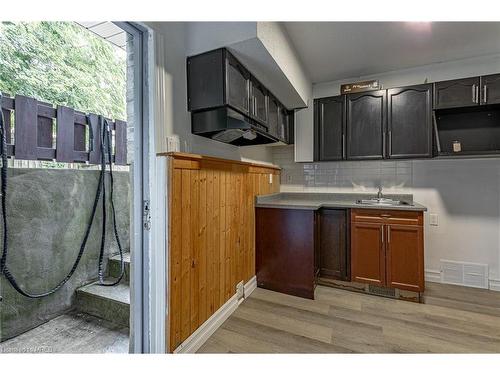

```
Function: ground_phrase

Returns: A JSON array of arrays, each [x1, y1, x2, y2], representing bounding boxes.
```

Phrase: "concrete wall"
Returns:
[[0, 168, 130, 341]]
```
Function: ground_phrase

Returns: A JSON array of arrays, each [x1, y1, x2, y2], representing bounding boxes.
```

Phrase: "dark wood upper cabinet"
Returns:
[[433, 77, 480, 109], [346, 90, 386, 160], [187, 48, 225, 112], [387, 84, 432, 159], [386, 224, 424, 292], [279, 107, 293, 144], [250, 78, 268, 125], [319, 209, 349, 281], [187, 48, 294, 144], [480, 73, 500, 105], [267, 95, 279, 138], [226, 53, 251, 115], [314, 96, 345, 161]]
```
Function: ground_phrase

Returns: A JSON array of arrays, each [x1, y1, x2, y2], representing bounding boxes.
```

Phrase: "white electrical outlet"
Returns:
[[236, 281, 244, 300], [166, 135, 180, 152], [429, 213, 439, 226]]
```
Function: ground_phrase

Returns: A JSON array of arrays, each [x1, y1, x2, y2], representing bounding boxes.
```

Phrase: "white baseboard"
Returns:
[[425, 269, 441, 283], [489, 279, 500, 291], [173, 275, 257, 353], [243, 275, 257, 299]]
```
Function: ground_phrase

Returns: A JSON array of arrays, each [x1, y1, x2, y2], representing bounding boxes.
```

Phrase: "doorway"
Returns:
[[0, 21, 154, 353]]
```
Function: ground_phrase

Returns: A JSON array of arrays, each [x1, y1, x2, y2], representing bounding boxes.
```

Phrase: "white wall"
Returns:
[[314, 52, 500, 98], [146, 22, 275, 164], [257, 22, 311, 106], [273, 146, 500, 289], [185, 22, 257, 56], [147, 22, 311, 165]]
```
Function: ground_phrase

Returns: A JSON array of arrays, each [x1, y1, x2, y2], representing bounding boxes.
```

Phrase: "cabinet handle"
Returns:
[[388, 130, 392, 156], [342, 134, 346, 159], [387, 226, 391, 244], [484, 85, 488, 104], [382, 131, 386, 158], [472, 84, 477, 103], [381, 226, 384, 243], [477, 84, 480, 104]]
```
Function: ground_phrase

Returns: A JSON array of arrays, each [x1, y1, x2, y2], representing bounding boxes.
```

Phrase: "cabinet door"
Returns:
[[387, 84, 432, 158], [480, 74, 500, 105], [346, 90, 386, 160], [256, 208, 316, 299], [250, 79, 268, 125], [268, 95, 279, 138], [225, 53, 250, 115], [278, 107, 290, 143], [351, 222, 385, 286], [315, 96, 345, 161], [187, 49, 225, 112], [386, 224, 424, 292], [433, 77, 479, 109], [319, 209, 349, 280]]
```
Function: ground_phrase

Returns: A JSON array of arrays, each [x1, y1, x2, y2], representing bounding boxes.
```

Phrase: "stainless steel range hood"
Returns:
[[191, 107, 278, 146]]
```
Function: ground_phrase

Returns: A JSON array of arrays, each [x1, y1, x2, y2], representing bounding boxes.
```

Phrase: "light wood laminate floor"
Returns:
[[198, 282, 500, 353]]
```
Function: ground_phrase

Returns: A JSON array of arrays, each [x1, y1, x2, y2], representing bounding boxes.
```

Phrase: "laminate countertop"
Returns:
[[255, 192, 427, 212]]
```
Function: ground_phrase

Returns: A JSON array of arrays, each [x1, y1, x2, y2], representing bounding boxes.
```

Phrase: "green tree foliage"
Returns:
[[0, 22, 126, 120]]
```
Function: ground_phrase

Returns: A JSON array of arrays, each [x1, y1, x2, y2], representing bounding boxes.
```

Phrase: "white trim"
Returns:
[[174, 276, 257, 354], [425, 269, 441, 283], [149, 155, 167, 353], [244, 275, 257, 299], [489, 279, 500, 291]]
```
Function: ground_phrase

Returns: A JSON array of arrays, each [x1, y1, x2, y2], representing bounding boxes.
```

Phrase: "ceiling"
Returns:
[[283, 22, 500, 84], [75, 22, 127, 50]]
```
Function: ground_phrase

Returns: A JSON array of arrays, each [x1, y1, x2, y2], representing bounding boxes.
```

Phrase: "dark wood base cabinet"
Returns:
[[351, 209, 424, 292], [318, 209, 350, 281], [255, 208, 318, 299]]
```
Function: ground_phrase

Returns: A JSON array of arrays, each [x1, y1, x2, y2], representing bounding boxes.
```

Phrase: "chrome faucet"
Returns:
[[377, 186, 383, 199]]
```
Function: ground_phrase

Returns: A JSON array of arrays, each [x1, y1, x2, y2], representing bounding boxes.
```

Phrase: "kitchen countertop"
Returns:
[[255, 192, 427, 212]]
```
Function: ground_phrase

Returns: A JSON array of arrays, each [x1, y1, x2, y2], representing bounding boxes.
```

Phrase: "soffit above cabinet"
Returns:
[[185, 22, 309, 109], [284, 22, 500, 83]]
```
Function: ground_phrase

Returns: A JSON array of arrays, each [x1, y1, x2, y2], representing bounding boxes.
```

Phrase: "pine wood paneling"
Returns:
[[164, 152, 281, 352]]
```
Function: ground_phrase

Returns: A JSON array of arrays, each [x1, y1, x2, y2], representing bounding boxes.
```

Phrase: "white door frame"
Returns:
[[115, 22, 166, 354]]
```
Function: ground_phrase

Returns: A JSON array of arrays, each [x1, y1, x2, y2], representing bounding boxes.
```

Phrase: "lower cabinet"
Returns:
[[255, 208, 317, 299], [385, 224, 424, 291], [351, 221, 385, 286], [351, 209, 424, 292], [318, 209, 350, 281]]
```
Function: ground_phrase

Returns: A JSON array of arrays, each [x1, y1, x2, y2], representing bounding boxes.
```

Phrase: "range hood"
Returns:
[[191, 107, 279, 146]]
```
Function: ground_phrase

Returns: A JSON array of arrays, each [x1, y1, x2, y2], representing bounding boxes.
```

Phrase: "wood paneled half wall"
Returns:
[[162, 152, 281, 352]]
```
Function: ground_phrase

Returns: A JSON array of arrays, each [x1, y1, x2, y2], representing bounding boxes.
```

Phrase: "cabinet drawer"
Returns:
[[351, 209, 423, 226]]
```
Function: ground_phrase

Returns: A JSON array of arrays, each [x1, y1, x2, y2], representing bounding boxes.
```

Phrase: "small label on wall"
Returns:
[[340, 80, 380, 94], [452, 141, 462, 153]]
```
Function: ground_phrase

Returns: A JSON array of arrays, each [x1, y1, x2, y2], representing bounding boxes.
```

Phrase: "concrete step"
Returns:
[[75, 280, 130, 327], [108, 252, 130, 283]]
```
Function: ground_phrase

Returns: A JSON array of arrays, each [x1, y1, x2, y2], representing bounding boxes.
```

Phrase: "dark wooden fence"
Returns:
[[1, 94, 127, 165]]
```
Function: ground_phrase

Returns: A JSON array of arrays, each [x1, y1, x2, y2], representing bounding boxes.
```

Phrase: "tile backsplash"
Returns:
[[272, 145, 413, 193]]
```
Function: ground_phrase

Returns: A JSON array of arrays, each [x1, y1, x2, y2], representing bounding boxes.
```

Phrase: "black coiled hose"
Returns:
[[0, 93, 124, 298]]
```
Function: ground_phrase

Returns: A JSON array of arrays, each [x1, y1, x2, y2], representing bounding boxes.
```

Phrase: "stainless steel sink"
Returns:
[[356, 198, 412, 206]]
